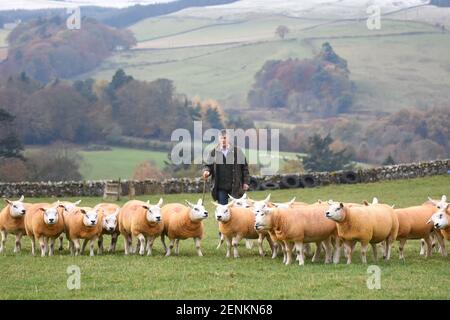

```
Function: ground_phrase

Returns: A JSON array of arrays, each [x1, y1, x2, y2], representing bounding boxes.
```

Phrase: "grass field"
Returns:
[[0, 175, 449, 299], [81, 8, 450, 114]]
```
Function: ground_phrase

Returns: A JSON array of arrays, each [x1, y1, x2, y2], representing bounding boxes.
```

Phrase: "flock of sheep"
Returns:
[[0, 193, 448, 265]]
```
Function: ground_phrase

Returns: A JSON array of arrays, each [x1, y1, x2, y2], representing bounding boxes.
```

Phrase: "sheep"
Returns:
[[325, 200, 399, 264], [64, 206, 103, 256], [428, 204, 450, 246], [216, 193, 254, 250], [394, 204, 446, 260], [53, 200, 81, 251], [212, 200, 273, 258], [254, 203, 339, 266], [81, 203, 120, 254], [0, 195, 27, 254], [271, 197, 308, 209], [161, 199, 208, 257], [24, 202, 65, 257], [418, 195, 448, 255], [119, 199, 163, 256]]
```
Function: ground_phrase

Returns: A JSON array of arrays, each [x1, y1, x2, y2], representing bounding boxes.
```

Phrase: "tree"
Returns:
[[382, 154, 396, 166], [0, 108, 24, 159], [275, 25, 290, 40], [303, 134, 353, 172], [206, 107, 224, 129]]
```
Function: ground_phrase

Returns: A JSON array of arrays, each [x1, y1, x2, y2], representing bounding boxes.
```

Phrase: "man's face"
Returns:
[[219, 134, 228, 147]]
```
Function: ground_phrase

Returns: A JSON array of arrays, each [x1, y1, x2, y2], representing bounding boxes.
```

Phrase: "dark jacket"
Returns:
[[202, 144, 250, 201]]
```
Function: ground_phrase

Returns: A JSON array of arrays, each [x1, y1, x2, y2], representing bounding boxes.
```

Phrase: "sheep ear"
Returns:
[[38, 208, 46, 212], [157, 198, 163, 207], [228, 200, 235, 208], [327, 200, 333, 205], [4, 199, 12, 205], [264, 194, 271, 203], [185, 200, 194, 208], [442, 195, 447, 202], [428, 196, 437, 205], [74, 200, 82, 206], [18, 195, 24, 202], [114, 208, 120, 217], [288, 197, 296, 205], [372, 197, 379, 205], [426, 218, 433, 225], [197, 198, 203, 206], [242, 193, 247, 199], [80, 209, 87, 215], [317, 199, 322, 204], [228, 194, 236, 200], [363, 200, 369, 206], [339, 203, 344, 209]]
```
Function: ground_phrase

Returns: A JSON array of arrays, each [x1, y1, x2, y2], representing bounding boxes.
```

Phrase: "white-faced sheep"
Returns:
[[325, 201, 399, 264], [213, 201, 273, 258], [81, 203, 120, 254], [254, 203, 339, 266], [64, 206, 103, 256], [428, 204, 450, 246], [0, 195, 27, 254], [161, 199, 208, 257], [53, 200, 81, 251], [119, 199, 163, 256], [25, 202, 65, 257]]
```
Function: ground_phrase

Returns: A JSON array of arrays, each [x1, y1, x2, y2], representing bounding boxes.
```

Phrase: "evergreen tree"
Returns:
[[0, 109, 24, 159]]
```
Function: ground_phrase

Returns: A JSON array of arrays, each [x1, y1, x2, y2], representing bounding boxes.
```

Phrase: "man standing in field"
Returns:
[[202, 130, 250, 205]]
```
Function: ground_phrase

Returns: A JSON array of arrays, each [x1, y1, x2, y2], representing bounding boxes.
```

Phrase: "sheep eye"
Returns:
[[13, 205, 17, 208], [194, 208, 198, 211]]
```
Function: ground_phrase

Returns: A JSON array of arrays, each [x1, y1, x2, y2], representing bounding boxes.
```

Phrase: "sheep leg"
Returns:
[[80, 239, 88, 254], [0, 230, 6, 253], [311, 241, 322, 263], [265, 235, 275, 257], [109, 233, 118, 253], [361, 241, 369, 264], [424, 236, 432, 259], [232, 235, 242, 258], [333, 237, 342, 264], [30, 235, 36, 256], [344, 240, 354, 264], [58, 235, 64, 251], [90, 237, 97, 257], [175, 239, 180, 256], [271, 241, 279, 259], [434, 230, 447, 257], [419, 239, 426, 256], [398, 238, 406, 261], [49, 238, 55, 256], [323, 238, 333, 264], [73, 239, 81, 256], [165, 238, 175, 257], [146, 236, 155, 256], [281, 242, 287, 264], [137, 233, 146, 256], [194, 237, 203, 257], [216, 232, 224, 250], [160, 234, 168, 254], [123, 233, 131, 255], [97, 235, 104, 255], [284, 241, 294, 265], [257, 233, 265, 257], [225, 236, 232, 258], [69, 240, 74, 256], [14, 232, 22, 253], [294, 242, 305, 266], [371, 243, 378, 262], [38, 236, 47, 257]]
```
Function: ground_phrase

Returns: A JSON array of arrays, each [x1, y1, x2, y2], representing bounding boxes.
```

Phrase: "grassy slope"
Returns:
[[0, 175, 449, 299], [77, 146, 302, 180], [84, 11, 450, 113]]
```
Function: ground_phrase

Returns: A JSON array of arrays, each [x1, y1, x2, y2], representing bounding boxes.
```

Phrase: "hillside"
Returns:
[[82, 5, 450, 116]]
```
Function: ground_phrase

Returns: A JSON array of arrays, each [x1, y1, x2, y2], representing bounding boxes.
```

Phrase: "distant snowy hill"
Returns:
[[173, 0, 431, 19]]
